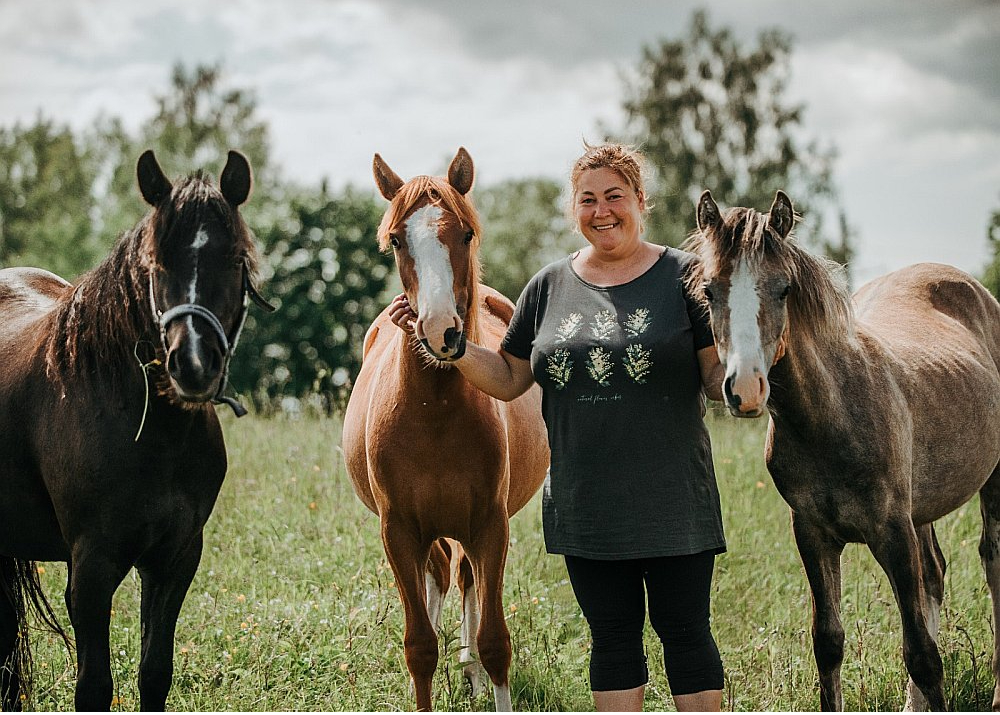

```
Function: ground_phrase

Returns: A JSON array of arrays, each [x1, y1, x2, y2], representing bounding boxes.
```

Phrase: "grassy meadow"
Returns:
[[22, 409, 998, 711]]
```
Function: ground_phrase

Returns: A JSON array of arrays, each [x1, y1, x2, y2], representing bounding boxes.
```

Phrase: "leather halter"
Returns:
[[148, 262, 275, 417]]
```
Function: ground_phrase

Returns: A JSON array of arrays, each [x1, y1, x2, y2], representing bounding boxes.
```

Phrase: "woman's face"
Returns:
[[573, 167, 645, 254]]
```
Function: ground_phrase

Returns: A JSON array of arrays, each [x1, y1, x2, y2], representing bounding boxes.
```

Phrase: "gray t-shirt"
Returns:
[[502, 247, 726, 559]]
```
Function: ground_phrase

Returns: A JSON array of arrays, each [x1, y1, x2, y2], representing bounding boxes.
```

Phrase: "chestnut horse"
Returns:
[[684, 190, 1000, 711], [0, 150, 272, 710], [342, 148, 549, 711]]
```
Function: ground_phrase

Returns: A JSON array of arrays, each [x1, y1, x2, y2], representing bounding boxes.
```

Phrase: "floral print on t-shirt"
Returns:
[[545, 307, 656, 389]]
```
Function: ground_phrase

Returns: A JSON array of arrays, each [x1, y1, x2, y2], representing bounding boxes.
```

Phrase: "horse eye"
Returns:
[[703, 284, 714, 301], [464, 230, 474, 245], [389, 234, 400, 249], [779, 284, 791, 300]]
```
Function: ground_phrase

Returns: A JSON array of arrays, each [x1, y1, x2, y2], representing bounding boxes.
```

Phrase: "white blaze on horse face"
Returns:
[[405, 205, 458, 345], [183, 226, 211, 360], [726, 258, 769, 412], [187, 226, 210, 301]]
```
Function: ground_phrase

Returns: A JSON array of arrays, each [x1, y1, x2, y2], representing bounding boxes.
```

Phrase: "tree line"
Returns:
[[7, 12, 988, 413]]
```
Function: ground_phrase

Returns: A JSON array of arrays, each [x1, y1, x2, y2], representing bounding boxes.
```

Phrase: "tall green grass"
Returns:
[[23, 410, 997, 710]]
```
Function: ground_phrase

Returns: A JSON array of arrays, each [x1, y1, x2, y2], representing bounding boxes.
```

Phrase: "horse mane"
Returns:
[[377, 175, 483, 344], [682, 206, 854, 344], [45, 173, 259, 391]]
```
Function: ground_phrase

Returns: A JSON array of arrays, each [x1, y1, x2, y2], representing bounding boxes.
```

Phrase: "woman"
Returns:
[[389, 143, 726, 711]]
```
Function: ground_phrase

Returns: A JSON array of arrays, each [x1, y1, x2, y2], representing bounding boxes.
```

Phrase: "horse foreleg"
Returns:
[[868, 517, 946, 711], [382, 518, 437, 711], [464, 512, 512, 712], [904, 523, 946, 711], [792, 513, 846, 711], [66, 545, 130, 711], [978, 465, 1000, 710], [456, 550, 486, 697], [136, 534, 204, 710]]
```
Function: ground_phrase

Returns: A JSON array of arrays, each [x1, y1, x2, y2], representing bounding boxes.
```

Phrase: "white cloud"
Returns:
[[0, 0, 997, 280]]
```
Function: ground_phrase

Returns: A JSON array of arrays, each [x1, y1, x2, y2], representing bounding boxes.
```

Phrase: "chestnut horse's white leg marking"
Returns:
[[460, 585, 485, 696], [493, 681, 512, 711], [425, 571, 444, 631]]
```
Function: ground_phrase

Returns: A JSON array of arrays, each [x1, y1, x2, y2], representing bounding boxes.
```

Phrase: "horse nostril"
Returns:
[[166, 350, 181, 379], [723, 377, 741, 408], [443, 327, 460, 352], [209, 349, 222, 376]]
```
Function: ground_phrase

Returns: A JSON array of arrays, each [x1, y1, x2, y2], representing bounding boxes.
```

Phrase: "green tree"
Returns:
[[229, 185, 393, 411], [476, 178, 578, 301], [983, 200, 1000, 299], [618, 10, 849, 258], [0, 118, 101, 277], [92, 62, 273, 245]]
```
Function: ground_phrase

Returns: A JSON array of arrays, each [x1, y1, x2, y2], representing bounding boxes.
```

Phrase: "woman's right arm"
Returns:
[[387, 293, 535, 402], [454, 342, 535, 402]]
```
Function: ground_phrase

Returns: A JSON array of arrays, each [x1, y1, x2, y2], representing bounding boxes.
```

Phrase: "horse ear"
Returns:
[[696, 190, 722, 232], [768, 190, 795, 240], [447, 147, 474, 196], [220, 150, 253, 206], [137, 150, 172, 206], [373, 153, 405, 200]]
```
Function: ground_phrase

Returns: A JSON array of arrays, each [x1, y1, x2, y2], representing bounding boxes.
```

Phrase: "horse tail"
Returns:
[[0, 556, 71, 709]]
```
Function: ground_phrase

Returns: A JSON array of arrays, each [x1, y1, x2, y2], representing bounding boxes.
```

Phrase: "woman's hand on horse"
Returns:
[[389, 293, 417, 333]]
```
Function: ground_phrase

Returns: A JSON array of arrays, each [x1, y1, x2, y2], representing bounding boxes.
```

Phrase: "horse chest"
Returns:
[[766, 432, 886, 540]]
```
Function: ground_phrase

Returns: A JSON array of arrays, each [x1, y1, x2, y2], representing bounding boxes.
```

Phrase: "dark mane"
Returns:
[[377, 175, 483, 344], [44, 173, 259, 391], [682, 206, 854, 342]]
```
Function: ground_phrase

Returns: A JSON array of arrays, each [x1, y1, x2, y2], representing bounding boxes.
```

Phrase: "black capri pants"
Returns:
[[564, 550, 724, 694]]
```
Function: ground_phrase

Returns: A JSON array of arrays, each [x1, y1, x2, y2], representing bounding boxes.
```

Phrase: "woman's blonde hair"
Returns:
[[567, 141, 652, 229]]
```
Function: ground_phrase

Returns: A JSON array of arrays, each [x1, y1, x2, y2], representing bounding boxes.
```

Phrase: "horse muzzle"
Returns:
[[166, 333, 225, 402], [723, 373, 768, 418], [418, 327, 467, 363]]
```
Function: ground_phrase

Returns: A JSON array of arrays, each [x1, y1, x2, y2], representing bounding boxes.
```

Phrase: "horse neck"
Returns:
[[46, 227, 156, 386], [768, 317, 865, 434], [393, 329, 474, 400]]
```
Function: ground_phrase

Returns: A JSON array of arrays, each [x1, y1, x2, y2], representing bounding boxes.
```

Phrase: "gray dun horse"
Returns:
[[684, 190, 1000, 711], [341, 148, 549, 711]]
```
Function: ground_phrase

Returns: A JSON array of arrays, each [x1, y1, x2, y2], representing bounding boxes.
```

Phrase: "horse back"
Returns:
[[852, 263, 1000, 522], [854, 263, 1000, 368], [0, 267, 71, 332]]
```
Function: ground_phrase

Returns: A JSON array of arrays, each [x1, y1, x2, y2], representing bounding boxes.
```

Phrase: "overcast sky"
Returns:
[[1, 0, 998, 285]]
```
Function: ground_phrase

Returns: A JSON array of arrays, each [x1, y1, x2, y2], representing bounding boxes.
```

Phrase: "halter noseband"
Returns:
[[148, 262, 275, 417]]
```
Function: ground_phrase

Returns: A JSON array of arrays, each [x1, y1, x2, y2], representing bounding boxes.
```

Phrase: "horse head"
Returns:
[[138, 149, 271, 411], [373, 147, 481, 363], [686, 190, 797, 418]]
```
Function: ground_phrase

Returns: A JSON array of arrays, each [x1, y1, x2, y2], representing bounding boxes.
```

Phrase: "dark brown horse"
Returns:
[[684, 190, 1000, 711], [0, 150, 272, 710], [342, 148, 549, 711]]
